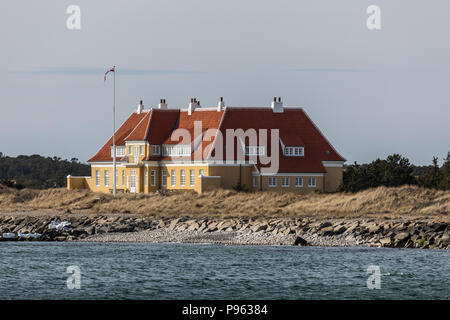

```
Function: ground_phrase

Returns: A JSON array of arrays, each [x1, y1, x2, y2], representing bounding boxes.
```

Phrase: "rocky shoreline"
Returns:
[[0, 214, 449, 249]]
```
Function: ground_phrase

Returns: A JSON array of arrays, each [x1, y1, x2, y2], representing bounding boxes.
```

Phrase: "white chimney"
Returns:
[[217, 97, 225, 111], [137, 100, 144, 114], [188, 98, 198, 115], [158, 98, 167, 109], [271, 97, 283, 113]]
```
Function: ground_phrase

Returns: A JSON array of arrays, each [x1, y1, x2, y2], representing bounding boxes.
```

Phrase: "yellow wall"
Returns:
[[257, 175, 324, 193], [324, 166, 343, 192]]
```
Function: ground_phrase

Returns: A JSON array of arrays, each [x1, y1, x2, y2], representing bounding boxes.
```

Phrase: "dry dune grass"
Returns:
[[0, 184, 448, 219]]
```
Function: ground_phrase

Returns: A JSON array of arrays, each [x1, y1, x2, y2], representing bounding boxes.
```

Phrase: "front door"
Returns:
[[130, 170, 136, 193]]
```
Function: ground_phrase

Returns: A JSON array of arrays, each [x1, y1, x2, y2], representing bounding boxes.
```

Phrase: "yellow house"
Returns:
[[68, 97, 345, 193]]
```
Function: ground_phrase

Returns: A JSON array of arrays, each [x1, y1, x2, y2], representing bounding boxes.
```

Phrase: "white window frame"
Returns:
[[129, 146, 132, 155], [162, 170, 167, 187], [111, 146, 126, 157], [268, 176, 276, 187], [162, 145, 191, 156], [189, 169, 195, 186], [140, 145, 144, 156], [95, 170, 100, 187], [180, 169, 185, 186], [152, 145, 160, 155], [308, 177, 317, 188], [144, 168, 148, 187], [151, 170, 156, 186], [104, 170, 109, 187], [281, 177, 290, 187], [171, 170, 176, 187], [199, 169, 204, 177], [284, 146, 304, 157], [122, 170, 125, 186], [245, 146, 265, 156], [295, 177, 303, 187]]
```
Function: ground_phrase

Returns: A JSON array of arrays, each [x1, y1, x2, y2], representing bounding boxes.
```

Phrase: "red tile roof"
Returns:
[[88, 106, 345, 173]]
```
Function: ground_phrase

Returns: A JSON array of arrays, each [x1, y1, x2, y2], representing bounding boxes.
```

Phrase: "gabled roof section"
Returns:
[[124, 110, 152, 141], [88, 111, 149, 162]]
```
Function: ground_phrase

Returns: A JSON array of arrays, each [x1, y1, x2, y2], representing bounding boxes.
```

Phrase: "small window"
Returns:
[[104, 170, 109, 187], [281, 177, 290, 187], [144, 168, 148, 186], [171, 170, 176, 187], [180, 169, 185, 186], [122, 170, 125, 186], [253, 176, 258, 187], [295, 177, 303, 187], [199, 169, 204, 177], [268, 176, 276, 187], [162, 170, 167, 187], [151, 170, 156, 186], [95, 170, 100, 186], [308, 177, 316, 187], [152, 145, 160, 155], [140, 145, 144, 156], [189, 169, 195, 186]]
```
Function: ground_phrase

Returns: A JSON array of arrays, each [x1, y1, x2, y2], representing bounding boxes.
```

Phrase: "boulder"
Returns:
[[379, 237, 392, 247], [294, 236, 308, 246]]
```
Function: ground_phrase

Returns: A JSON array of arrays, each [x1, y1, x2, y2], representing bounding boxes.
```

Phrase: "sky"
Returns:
[[0, 0, 449, 165]]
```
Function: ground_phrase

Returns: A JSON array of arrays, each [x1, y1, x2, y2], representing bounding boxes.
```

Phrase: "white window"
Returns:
[[152, 145, 160, 155], [245, 146, 265, 156], [199, 169, 204, 177], [171, 170, 176, 186], [268, 176, 276, 187], [162, 145, 191, 156], [253, 176, 258, 187], [129, 146, 132, 154], [284, 146, 304, 157], [295, 177, 303, 187], [140, 145, 144, 155], [189, 169, 195, 186], [180, 170, 185, 186], [115, 171, 118, 186], [162, 170, 167, 187], [144, 169, 148, 186], [111, 146, 126, 157], [104, 170, 109, 187], [308, 177, 316, 187], [95, 170, 100, 186], [281, 177, 290, 187], [151, 170, 156, 186], [122, 170, 125, 186]]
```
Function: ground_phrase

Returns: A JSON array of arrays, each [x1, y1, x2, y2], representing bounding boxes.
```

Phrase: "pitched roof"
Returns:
[[88, 105, 345, 173]]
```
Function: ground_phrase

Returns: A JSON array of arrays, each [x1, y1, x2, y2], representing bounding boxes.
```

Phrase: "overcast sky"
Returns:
[[0, 0, 449, 165]]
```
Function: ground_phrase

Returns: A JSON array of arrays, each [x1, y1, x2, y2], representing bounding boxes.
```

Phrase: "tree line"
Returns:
[[0, 152, 90, 189], [340, 152, 450, 192]]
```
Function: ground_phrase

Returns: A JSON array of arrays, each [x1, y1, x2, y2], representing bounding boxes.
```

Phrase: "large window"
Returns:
[[162, 145, 191, 156], [189, 170, 195, 186], [162, 170, 167, 187], [281, 177, 290, 187], [308, 177, 316, 187], [95, 170, 100, 186], [268, 176, 276, 187], [199, 169, 204, 176], [128, 146, 132, 155], [171, 170, 176, 186], [151, 170, 156, 186], [180, 170, 185, 186], [140, 145, 144, 156], [144, 169, 148, 187], [111, 146, 126, 157], [122, 170, 125, 186], [284, 146, 304, 157], [104, 170, 109, 187], [295, 177, 303, 187]]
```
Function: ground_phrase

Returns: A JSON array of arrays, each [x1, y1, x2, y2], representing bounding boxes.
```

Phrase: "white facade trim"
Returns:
[[322, 160, 345, 167]]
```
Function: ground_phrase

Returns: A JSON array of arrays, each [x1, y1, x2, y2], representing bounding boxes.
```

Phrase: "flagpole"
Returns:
[[113, 66, 116, 197]]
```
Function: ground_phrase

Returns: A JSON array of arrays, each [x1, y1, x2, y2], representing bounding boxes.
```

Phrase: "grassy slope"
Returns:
[[0, 184, 449, 220]]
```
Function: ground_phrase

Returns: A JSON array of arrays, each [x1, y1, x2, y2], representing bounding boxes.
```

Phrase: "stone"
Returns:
[[187, 223, 200, 231], [321, 226, 335, 236], [318, 222, 332, 230], [294, 236, 308, 246], [379, 237, 392, 247], [333, 225, 347, 235]]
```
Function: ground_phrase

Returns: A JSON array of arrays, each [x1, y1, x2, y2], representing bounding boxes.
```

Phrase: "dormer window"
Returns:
[[245, 146, 265, 156], [152, 145, 160, 155], [162, 144, 191, 156], [111, 146, 126, 157], [284, 146, 304, 157]]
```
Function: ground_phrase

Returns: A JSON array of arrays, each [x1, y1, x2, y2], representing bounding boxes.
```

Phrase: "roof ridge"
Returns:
[[143, 109, 154, 141]]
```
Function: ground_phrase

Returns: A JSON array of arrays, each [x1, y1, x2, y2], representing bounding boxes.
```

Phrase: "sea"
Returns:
[[0, 242, 448, 300]]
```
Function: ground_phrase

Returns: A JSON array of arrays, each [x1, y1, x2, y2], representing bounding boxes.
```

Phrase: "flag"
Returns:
[[104, 66, 115, 84]]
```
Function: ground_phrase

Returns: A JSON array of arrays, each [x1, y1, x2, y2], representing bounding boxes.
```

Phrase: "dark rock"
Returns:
[[294, 236, 308, 246]]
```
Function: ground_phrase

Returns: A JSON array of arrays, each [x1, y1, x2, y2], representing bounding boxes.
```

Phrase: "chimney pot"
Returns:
[[158, 98, 167, 109], [278, 97, 281, 102], [217, 97, 225, 111]]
